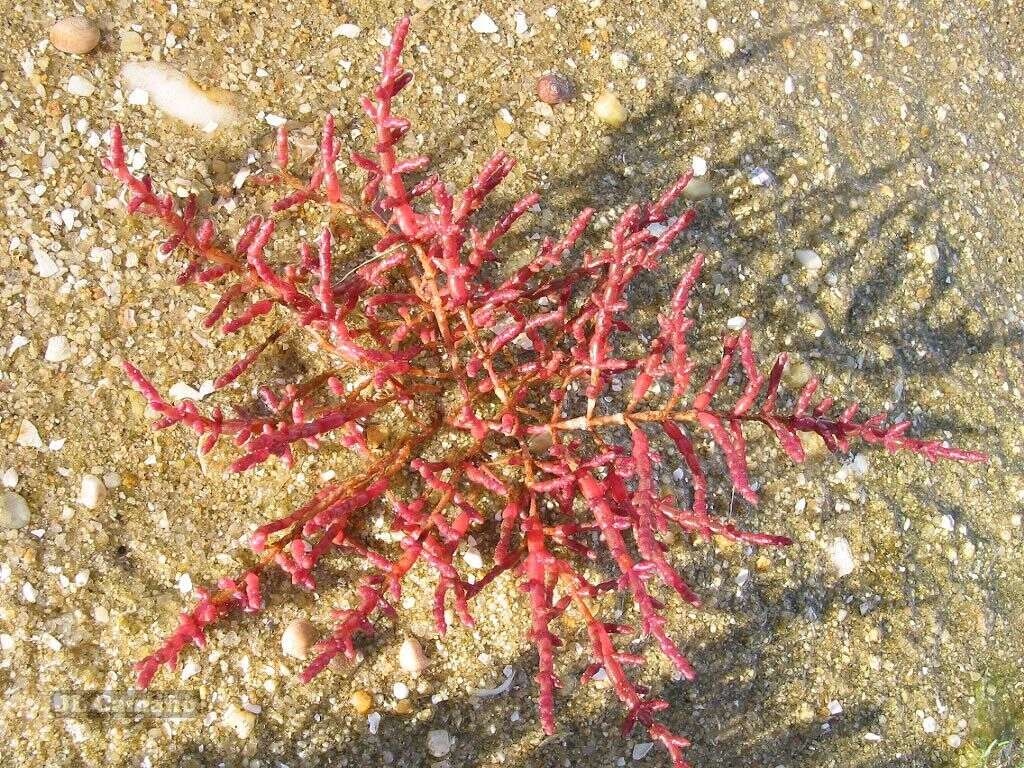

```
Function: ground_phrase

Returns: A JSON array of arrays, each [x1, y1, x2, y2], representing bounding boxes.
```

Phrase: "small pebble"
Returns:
[[67, 75, 96, 97], [49, 16, 100, 55], [78, 474, 106, 509], [794, 249, 822, 270], [1, 491, 31, 530], [394, 698, 414, 715], [536, 74, 574, 104], [471, 13, 498, 34], [44, 336, 72, 363], [427, 729, 452, 757], [350, 689, 374, 714], [609, 50, 630, 70], [2, 469, 17, 488], [594, 91, 627, 127], [222, 703, 256, 738], [719, 37, 736, 55], [398, 636, 428, 674], [281, 618, 316, 659], [333, 23, 361, 39], [829, 537, 855, 577], [726, 315, 746, 331], [393, 681, 410, 700], [922, 715, 937, 734], [921, 243, 940, 265], [632, 742, 655, 760], [691, 156, 708, 176]]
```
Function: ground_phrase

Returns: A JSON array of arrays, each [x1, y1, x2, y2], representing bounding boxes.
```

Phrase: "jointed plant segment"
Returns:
[[106, 18, 984, 766]]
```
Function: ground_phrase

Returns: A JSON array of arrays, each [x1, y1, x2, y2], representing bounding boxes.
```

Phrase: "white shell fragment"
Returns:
[[471, 13, 499, 34], [829, 537, 855, 577], [78, 474, 106, 509], [121, 62, 240, 130], [67, 75, 96, 97], [16, 420, 43, 449], [398, 636, 428, 674], [44, 335, 73, 363]]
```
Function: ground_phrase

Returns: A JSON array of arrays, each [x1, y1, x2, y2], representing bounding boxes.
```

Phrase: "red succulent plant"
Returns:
[[105, 17, 985, 766]]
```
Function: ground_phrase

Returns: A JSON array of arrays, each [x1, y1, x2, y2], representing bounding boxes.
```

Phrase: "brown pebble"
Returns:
[[394, 699, 414, 715], [49, 16, 101, 55], [350, 689, 373, 714], [536, 74, 575, 105]]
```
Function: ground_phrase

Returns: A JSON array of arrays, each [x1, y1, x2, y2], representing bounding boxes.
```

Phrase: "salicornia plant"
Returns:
[[105, 18, 985, 766]]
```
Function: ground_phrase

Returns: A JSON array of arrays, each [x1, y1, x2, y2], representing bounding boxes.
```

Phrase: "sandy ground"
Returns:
[[2, 1, 1023, 767]]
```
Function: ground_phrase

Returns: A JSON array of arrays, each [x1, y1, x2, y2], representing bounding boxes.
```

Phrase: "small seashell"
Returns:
[[594, 91, 627, 127], [50, 16, 101, 55], [536, 74, 575, 105], [44, 335, 73, 363], [121, 62, 241, 130], [281, 618, 316, 659], [398, 636, 428, 674]]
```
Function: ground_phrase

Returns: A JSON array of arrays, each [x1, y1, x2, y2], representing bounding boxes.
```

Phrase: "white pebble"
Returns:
[[222, 703, 256, 738], [281, 618, 316, 659], [706, 18, 719, 33], [827, 700, 843, 715], [794, 249, 822, 270], [829, 537, 855, 577], [121, 62, 240, 130], [921, 244, 940, 264], [610, 50, 630, 70], [726, 315, 746, 331], [393, 681, 410, 700], [471, 13, 498, 34], [44, 335, 72, 363], [427, 729, 452, 757], [594, 91, 627, 127], [368, 711, 381, 734], [66, 75, 96, 97], [691, 156, 708, 176], [784, 75, 795, 95], [719, 37, 736, 55], [16, 420, 43, 449], [333, 23, 362, 39], [398, 636, 429, 674], [2, 469, 18, 488], [1, 492, 31, 530], [77, 474, 106, 509], [463, 547, 484, 569], [922, 715, 937, 734]]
